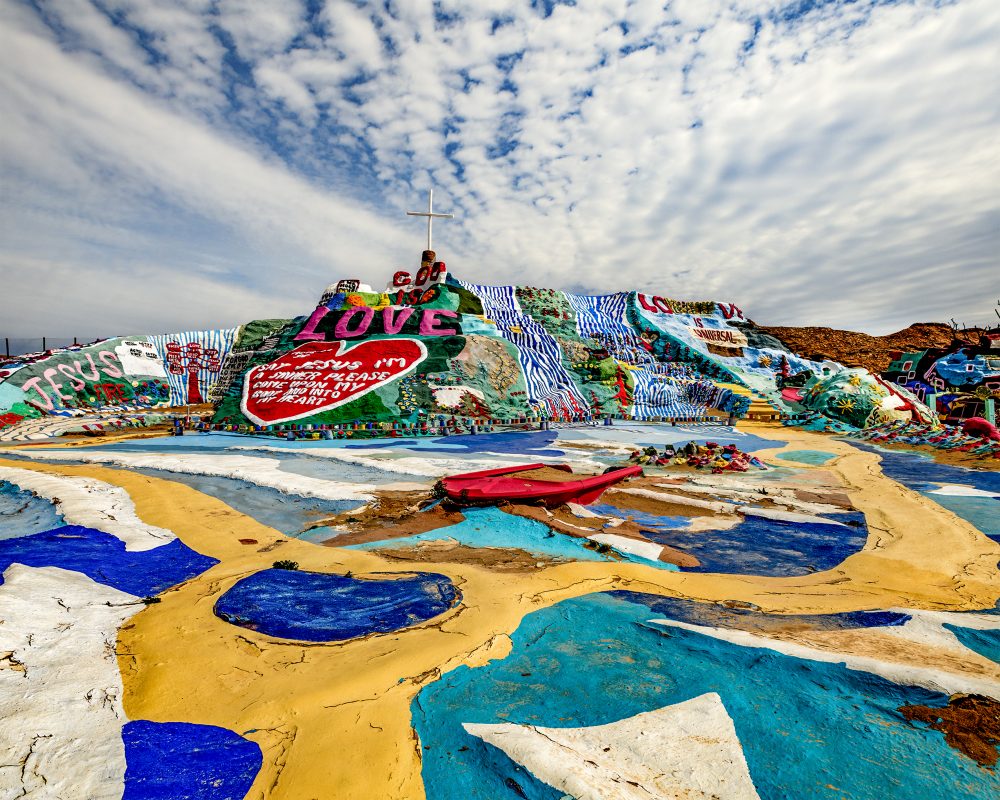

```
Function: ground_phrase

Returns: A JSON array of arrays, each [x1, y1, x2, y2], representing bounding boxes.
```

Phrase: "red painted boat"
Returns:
[[438, 462, 643, 507]]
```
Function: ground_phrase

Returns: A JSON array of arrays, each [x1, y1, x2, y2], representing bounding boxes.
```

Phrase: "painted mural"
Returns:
[[882, 331, 1000, 423], [0, 338, 173, 429], [1, 255, 998, 798]]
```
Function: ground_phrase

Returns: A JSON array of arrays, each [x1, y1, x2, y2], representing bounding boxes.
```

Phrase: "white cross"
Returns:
[[406, 189, 453, 251]]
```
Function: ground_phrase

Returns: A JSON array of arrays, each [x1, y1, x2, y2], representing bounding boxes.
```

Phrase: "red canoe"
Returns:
[[438, 462, 643, 507]]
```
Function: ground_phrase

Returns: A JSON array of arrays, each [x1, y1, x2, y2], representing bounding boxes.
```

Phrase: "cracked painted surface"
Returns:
[[0, 421, 997, 798]]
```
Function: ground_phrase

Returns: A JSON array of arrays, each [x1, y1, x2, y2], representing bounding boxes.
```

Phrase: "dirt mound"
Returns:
[[758, 322, 959, 373]]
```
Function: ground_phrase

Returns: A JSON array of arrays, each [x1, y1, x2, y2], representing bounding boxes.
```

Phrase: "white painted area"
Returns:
[[927, 484, 999, 498], [0, 565, 140, 799], [880, 608, 1000, 657], [650, 619, 1000, 700], [241, 446, 605, 479], [430, 385, 486, 409], [565, 502, 602, 518], [0, 466, 175, 550], [616, 487, 737, 513], [114, 339, 167, 377], [589, 533, 663, 562], [737, 506, 848, 528], [463, 693, 760, 800], [680, 481, 847, 516], [2, 450, 374, 502]]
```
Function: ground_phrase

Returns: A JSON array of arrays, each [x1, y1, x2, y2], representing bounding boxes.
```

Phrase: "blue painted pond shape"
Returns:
[[0, 479, 65, 541], [214, 568, 461, 641], [0, 525, 218, 596], [412, 592, 999, 800], [122, 720, 261, 800]]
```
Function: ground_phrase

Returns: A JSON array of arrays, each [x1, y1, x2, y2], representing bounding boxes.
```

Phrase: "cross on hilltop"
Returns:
[[406, 189, 453, 251]]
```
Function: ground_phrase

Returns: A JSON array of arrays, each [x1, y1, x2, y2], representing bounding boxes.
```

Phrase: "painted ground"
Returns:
[[0, 421, 998, 799]]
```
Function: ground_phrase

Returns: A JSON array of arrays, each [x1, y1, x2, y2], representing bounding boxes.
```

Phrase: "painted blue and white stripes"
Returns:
[[566, 292, 706, 419], [150, 328, 239, 405], [458, 281, 587, 413]]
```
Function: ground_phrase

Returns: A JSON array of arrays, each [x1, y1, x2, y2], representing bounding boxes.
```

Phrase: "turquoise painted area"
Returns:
[[347, 506, 678, 568], [0, 480, 64, 541], [347, 506, 614, 564], [780, 449, 836, 465], [413, 593, 997, 800], [922, 493, 1000, 541], [945, 624, 1000, 664]]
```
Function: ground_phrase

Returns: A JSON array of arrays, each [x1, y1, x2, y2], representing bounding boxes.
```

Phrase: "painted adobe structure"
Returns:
[[0, 252, 997, 798], [0, 251, 937, 437]]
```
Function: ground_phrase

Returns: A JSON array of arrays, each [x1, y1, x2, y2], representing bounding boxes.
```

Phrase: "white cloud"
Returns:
[[1, 0, 998, 336]]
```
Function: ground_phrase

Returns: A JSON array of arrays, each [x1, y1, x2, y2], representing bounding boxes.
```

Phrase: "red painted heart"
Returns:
[[240, 339, 427, 425]]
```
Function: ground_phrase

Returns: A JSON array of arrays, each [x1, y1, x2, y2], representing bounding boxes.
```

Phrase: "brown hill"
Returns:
[[758, 322, 961, 374]]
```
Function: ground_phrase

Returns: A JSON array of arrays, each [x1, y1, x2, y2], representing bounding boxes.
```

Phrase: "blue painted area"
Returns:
[[214, 568, 460, 642], [0, 526, 217, 596], [0, 480, 65, 541], [352, 430, 566, 457], [587, 502, 692, 535], [847, 441, 1000, 494], [413, 592, 996, 800], [122, 720, 261, 800], [847, 440, 1000, 540], [611, 592, 910, 633], [944, 624, 1000, 664], [346, 506, 676, 568], [625, 508, 868, 576], [780, 449, 836, 465]]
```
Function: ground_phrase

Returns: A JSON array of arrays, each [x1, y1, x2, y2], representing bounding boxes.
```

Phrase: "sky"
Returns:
[[1, 0, 998, 338]]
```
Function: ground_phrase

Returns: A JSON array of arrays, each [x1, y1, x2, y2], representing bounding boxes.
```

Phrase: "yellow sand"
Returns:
[[1, 424, 998, 799]]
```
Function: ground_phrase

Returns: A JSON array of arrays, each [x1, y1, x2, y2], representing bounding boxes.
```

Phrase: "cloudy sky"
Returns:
[[1, 0, 997, 337]]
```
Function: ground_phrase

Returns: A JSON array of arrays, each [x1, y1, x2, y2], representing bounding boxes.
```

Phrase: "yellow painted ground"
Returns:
[[1, 425, 997, 799]]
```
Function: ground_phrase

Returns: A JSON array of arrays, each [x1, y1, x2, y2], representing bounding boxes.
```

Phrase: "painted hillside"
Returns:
[[0, 252, 938, 436]]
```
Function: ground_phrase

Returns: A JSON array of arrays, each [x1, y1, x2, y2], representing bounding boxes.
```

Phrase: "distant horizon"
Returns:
[[2, 0, 998, 337]]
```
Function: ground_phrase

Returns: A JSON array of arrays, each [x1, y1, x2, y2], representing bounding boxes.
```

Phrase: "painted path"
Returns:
[[0, 422, 998, 798]]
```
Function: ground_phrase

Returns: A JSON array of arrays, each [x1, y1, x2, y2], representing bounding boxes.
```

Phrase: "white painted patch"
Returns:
[[3, 450, 374, 502], [680, 481, 847, 516], [0, 466, 175, 550], [114, 339, 167, 378], [617, 487, 737, 513], [565, 502, 602, 519], [463, 692, 760, 800], [880, 607, 1000, 657], [927, 484, 999, 498], [430, 385, 486, 409], [738, 506, 848, 527], [589, 533, 663, 562], [650, 619, 1000, 700], [0, 565, 140, 799]]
